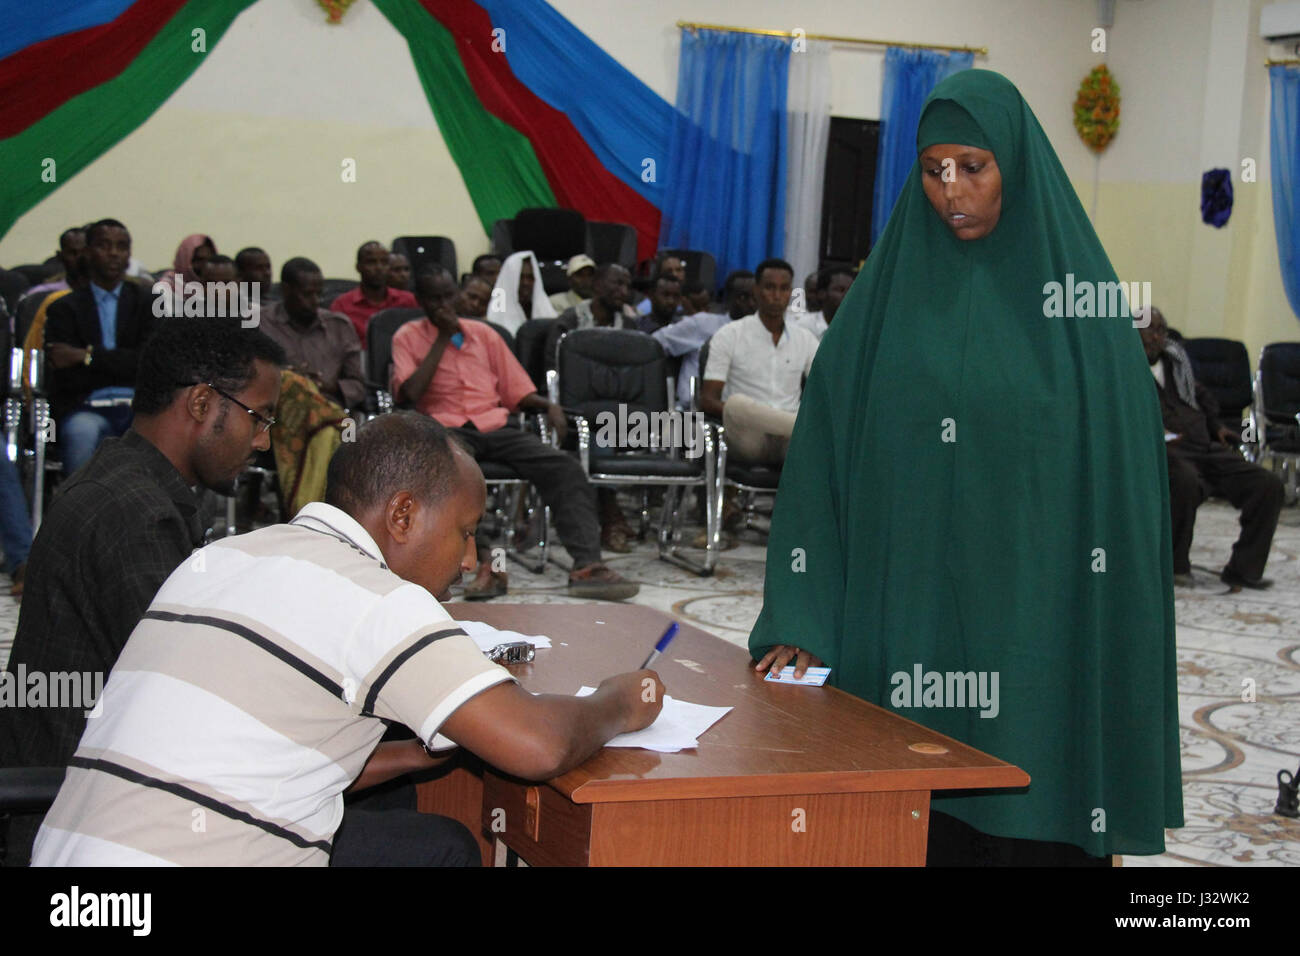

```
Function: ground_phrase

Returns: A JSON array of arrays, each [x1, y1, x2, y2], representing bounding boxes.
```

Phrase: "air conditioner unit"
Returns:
[[1262, 1, 1300, 40]]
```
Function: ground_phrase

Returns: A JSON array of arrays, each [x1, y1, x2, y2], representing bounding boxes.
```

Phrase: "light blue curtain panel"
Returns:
[[660, 29, 791, 282], [871, 47, 974, 246], [1270, 65, 1300, 321]]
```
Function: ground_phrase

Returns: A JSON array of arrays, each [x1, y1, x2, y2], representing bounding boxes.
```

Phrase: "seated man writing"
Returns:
[[1138, 306, 1284, 590], [391, 268, 638, 601], [33, 413, 663, 866], [699, 258, 819, 465]]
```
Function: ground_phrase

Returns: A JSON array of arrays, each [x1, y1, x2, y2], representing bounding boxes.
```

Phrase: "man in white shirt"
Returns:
[[700, 259, 818, 464], [653, 270, 756, 409], [33, 412, 663, 866]]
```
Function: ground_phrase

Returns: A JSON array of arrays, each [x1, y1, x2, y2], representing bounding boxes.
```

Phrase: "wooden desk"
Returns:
[[417, 603, 1029, 866]]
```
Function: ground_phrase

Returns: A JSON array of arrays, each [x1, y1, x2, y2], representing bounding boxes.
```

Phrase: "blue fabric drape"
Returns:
[[1269, 65, 1300, 320], [871, 47, 974, 245], [660, 29, 790, 283], [0, 0, 136, 60], [476, 0, 673, 209]]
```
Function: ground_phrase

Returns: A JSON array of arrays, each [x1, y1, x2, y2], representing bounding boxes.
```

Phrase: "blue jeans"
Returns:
[[59, 405, 133, 477], [0, 455, 33, 574]]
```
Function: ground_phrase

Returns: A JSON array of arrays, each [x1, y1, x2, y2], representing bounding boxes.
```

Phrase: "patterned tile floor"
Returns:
[[2, 498, 1296, 866]]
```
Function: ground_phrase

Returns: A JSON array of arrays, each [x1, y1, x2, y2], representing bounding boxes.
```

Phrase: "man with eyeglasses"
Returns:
[[0, 318, 286, 866]]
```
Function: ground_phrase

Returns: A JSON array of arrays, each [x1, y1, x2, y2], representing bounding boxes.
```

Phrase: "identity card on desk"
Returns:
[[765, 666, 831, 686], [576, 686, 731, 753]]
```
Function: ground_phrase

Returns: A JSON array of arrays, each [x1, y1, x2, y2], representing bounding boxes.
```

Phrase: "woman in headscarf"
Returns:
[[490, 250, 556, 335], [749, 70, 1182, 865], [158, 233, 216, 285]]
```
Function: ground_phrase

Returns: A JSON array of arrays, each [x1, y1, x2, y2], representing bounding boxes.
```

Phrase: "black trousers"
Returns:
[[453, 423, 602, 568], [331, 781, 480, 867], [1167, 443, 1284, 580]]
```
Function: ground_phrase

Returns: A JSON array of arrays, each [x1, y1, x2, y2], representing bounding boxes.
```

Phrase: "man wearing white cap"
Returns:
[[549, 254, 597, 312]]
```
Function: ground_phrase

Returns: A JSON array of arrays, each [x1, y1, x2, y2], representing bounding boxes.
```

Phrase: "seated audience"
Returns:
[[456, 274, 492, 319], [235, 246, 274, 303], [391, 268, 638, 601], [681, 279, 713, 315], [260, 257, 365, 410], [471, 253, 502, 287], [157, 233, 215, 286], [31, 413, 663, 866], [653, 269, 756, 408], [18, 227, 85, 303], [545, 263, 639, 370], [1138, 306, 1285, 589], [789, 266, 854, 340], [489, 250, 555, 335], [548, 254, 596, 312], [202, 254, 237, 284], [22, 233, 91, 396], [387, 251, 412, 291], [635, 254, 687, 315], [636, 274, 683, 333], [0, 318, 285, 866], [43, 218, 158, 476], [700, 258, 818, 465], [330, 240, 418, 343]]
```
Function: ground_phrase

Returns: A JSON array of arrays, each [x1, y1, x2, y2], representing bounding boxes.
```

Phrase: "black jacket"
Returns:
[[43, 280, 157, 422]]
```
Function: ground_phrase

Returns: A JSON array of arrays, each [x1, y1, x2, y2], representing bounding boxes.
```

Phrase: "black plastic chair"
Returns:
[[515, 318, 557, 394], [512, 208, 586, 263], [1255, 342, 1300, 498], [0, 269, 30, 315], [320, 278, 358, 308], [653, 249, 717, 295], [1183, 338, 1252, 440], [586, 222, 638, 270], [556, 328, 719, 575], [365, 307, 424, 412], [0, 767, 64, 865], [392, 236, 457, 281]]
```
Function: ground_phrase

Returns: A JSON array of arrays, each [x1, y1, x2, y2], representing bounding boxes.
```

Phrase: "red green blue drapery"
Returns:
[[0, 0, 669, 259]]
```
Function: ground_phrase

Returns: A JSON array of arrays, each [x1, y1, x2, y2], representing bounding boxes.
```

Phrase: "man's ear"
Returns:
[[386, 491, 416, 544], [186, 385, 211, 424]]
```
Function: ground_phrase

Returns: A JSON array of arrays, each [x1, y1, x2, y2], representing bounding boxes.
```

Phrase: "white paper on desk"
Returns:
[[456, 618, 552, 652], [576, 686, 731, 753]]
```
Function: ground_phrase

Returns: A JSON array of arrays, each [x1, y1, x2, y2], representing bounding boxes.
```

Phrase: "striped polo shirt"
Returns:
[[33, 502, 512, 866]]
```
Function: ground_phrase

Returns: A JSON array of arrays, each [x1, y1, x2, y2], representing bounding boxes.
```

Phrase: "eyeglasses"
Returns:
[[180, 382, 276, 433]]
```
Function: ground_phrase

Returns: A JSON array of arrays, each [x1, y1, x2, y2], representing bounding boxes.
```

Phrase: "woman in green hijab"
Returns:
[[749, 69, 1182, 864]]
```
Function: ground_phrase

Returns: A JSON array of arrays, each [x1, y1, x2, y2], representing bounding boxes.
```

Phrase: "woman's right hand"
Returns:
[[755, 645, 823, 680]]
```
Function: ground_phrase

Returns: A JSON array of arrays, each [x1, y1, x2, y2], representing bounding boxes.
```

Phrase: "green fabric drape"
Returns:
[[748, 70, 1182, 856], [0, 0, 258, 241], [371, 0, 555, 233]]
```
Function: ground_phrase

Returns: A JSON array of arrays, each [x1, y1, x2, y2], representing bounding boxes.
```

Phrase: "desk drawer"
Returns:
[[482, 771, 593, 867]]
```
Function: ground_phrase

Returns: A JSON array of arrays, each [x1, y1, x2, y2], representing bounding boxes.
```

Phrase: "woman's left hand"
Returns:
[[754, 644, 823, 679]]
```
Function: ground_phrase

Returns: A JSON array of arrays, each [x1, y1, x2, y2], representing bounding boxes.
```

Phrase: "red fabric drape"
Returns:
[[0, 0, 189, 139], [423, 0, 661, 261]]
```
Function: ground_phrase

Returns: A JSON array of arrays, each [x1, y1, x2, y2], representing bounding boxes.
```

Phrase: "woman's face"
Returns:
[[919, 144, 1002, 240]]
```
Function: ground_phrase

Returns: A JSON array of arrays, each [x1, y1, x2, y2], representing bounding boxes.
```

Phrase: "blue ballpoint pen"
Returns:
[[640, 622, 679, 669]]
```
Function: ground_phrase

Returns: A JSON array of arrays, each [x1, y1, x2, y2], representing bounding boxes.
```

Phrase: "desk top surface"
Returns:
[[451, 603, 1029, 803]]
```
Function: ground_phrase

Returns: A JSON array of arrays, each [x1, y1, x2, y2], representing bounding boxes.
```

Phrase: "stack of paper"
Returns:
[[577, 686, 731, 753]]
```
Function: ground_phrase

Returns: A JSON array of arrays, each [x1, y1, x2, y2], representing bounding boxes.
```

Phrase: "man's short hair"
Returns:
[[133, 318, 287, 417], [59, 227, 85, 249], [326, 412, 466, 516], [754, 258, 794, 284], [281, 256, 321, 288], [235, 247, 266, 269], [413, 266, 454, 296], [460, 273, 490, 290], [86, 218, 128, 245], [471, 254, 500, 274], [356, 240, 384, 260], [593, 262, 628, 283], [206, 254, 235, 270], [722, 270, 755, 300]]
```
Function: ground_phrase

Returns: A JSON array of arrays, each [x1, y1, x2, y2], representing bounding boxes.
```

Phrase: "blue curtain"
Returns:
[[476, 0, 673, 209], [660, 29, 790, 282], [871, 48, 974, 245], [1270, 65, 1300, 321]]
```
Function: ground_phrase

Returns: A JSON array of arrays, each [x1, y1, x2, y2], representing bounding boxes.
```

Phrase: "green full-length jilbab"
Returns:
[[748, 70, 1183, 856]]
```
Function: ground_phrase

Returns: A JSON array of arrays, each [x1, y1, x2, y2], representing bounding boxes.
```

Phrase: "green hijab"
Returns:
[[749, 70, 1182, 855]]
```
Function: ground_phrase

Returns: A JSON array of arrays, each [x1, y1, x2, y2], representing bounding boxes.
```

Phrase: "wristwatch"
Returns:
[[82, 345, 93, 367]]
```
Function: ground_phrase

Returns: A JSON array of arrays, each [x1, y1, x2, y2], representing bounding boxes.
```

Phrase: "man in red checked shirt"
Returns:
[[390, 267, 639, 602]]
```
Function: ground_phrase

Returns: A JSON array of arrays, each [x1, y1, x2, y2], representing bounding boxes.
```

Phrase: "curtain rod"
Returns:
[[675, 20, 987, 56], [1265, 57, 1300, 66]]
